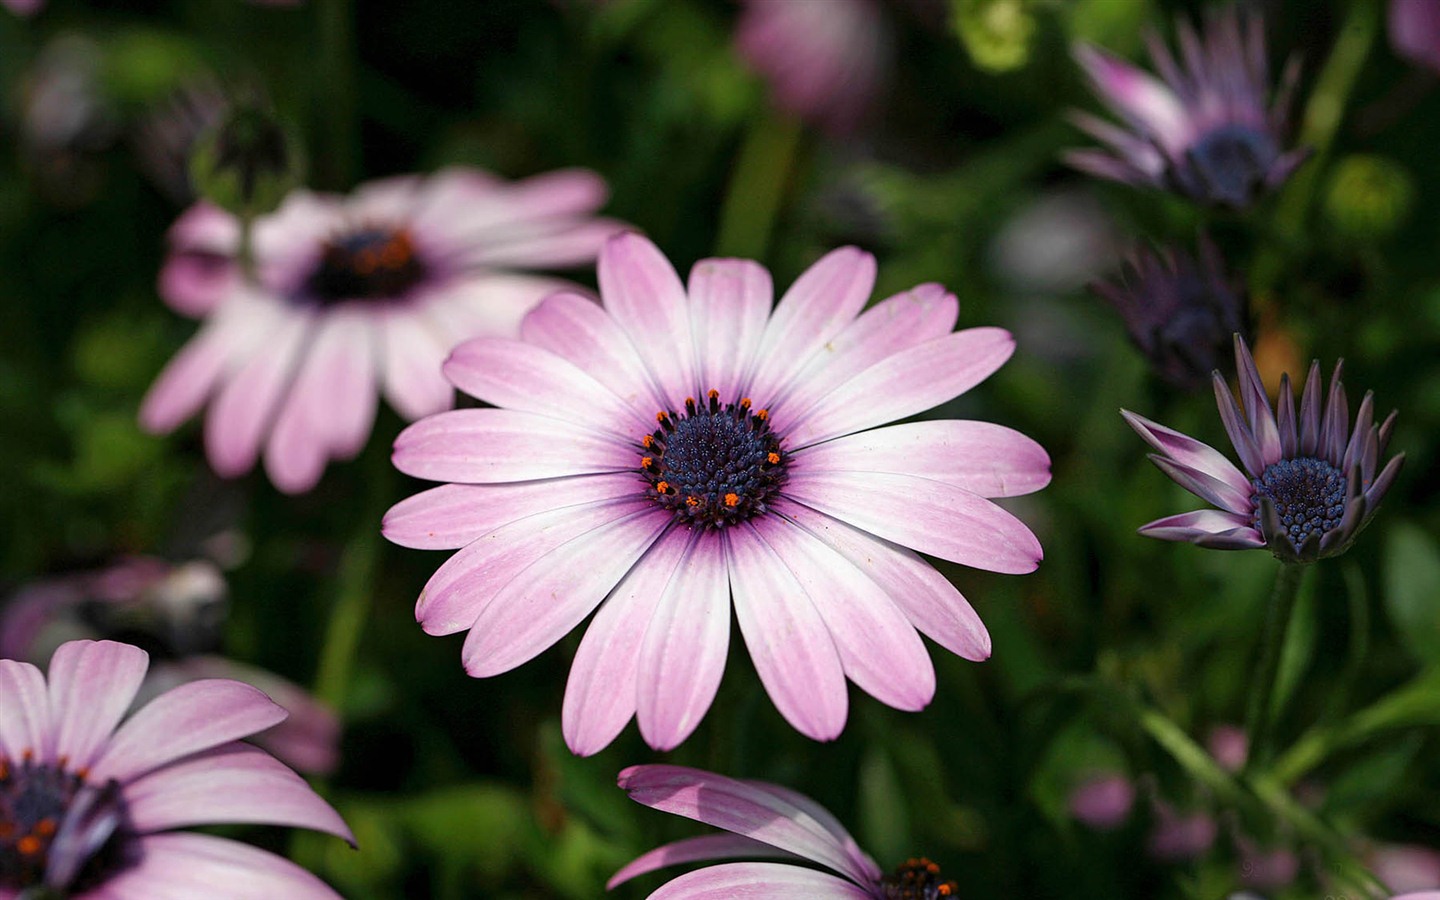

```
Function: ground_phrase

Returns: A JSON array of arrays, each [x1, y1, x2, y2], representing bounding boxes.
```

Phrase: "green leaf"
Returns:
[[1383, 522, 1440, 665]]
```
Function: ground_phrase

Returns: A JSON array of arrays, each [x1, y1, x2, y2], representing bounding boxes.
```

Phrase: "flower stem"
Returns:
[[1243, 562, 1306, 772], [714, 110, 803, 261], [315, 0, 359, 190]]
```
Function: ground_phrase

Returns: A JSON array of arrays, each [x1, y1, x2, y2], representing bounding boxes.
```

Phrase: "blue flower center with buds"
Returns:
[[305, 226, 428, 304], [639, 391, 787, 530], [1250, 457, 1347, 547], [881, 857, 959, 899], [1186, 124, 1279, 208], [0, 754, 133, 893]]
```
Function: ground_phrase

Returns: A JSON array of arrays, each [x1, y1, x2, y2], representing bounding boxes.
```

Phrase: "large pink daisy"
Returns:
[[141, 167, 623, 493], [384, 233, 1049, 754], [0, 639, 352, 898]]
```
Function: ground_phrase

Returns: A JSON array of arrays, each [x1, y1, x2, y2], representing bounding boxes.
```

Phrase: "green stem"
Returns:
[[315, 521, 381, 711], [316, 0, 358, 190], [1249, 0, 1377, 302], [714, 110, 803, 261], [1244, 562, 1306, 772]]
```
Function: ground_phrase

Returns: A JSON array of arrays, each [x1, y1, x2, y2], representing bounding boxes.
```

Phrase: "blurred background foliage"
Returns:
[[2, 0, 1440, 897]]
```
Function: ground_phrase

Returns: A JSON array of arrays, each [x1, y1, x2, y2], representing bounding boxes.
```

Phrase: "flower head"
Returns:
[[611, 764, 959, 898], [1091, 237, 1246, 392], [140, 167, 623, 493], [384, 233, 1049, 754], [0, 639, 352, 898], [1124, 335, 1403, 563], [1390, 0, 1440, 73], [1067, 8, 1307, 209]]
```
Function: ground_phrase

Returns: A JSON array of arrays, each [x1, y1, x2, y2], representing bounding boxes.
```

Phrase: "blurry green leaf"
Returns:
[[71, 313, 164, 391], [402, 784, 536, 879], [100, 28, 207, 105], [951, 0, 1038, 73], [318, 802, 406, 893], [858, 743, 911, 867], [1064, 0, 1151, 49], [33, 406, 160, 493], [1322, 735, 1423, 815], [1384, 522, 1440, 665], [1324, 155, 1415, 239], [1273, 565, 1318, 717]]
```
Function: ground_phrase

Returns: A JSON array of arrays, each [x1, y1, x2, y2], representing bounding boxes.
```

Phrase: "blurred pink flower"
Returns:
[[141, 167, 623, 493], [1390, 0, 1440, 72], [734, 0, 890, 135], [612, 763, 958, 897], [1146, 801, 1217, 861], [2, 0, 43, 16], [1206, 724, 1249, 773], [385, 232, 1049, 755], [1069, 774, 1135, 830], [0, 640, 352, 897], [1, 557, 339, 775], [1373, 843, 1440, 893]]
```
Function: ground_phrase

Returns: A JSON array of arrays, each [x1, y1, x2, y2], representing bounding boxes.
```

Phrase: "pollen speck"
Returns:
[[767, 452, 780, 464], [724, 493, 739, 507]]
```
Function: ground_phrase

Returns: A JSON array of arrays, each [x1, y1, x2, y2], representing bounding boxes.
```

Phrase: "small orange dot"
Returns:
[[656, 411, 669, 422], [724, 493, 739, 507], [740, 398, 751, 409], [35, 818, 56, 837], [756, 409, 768, 421], [938, 886, 953, 896], [641, 457, 653, 468], [686, 496, 699, 507], [767, 452, 780, 464], [17, 835, 41, 856], [642, 435, 654, 448], [707, 389, 719, 399], [656, 481, 669, 493]]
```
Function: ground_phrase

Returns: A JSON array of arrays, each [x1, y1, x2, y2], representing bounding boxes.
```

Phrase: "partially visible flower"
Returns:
[[17, 35, 119, 206], [141, 167, 623, 493], [1069, 773, 1135, 831], [1123, 335, 1403, 563], [611, 764, 959, 898], [734, 0, 890, 135], [385, 233, 1048, 754], [1371, 843, 1440, 893], [1067, 8, 1307, 209], [1236, 837, 1299, 890], [1146, 801, 1216, 862], [1389, 0, 1440, 73], [0, 640, 352, 898], [1205, 724, 1249, 773], [0, 557, 339, 774], [2, 0, 41, 15], [1091, 238, 1246, 392]]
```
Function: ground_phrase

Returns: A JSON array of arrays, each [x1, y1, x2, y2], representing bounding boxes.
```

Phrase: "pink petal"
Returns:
[[783, 327, 1014, 449], [1137, 509, 1263, 547], [392, 408, 633, 484], [743, 781, 880, 881], [383, 473, 639, 551], [461, 220, 625, 270], [562, 527, 691, 756], [88, 680, 286, 784], [1074, 44, 1187, 147], [687, 258, 773, 403], [378, 307, 455, 420], [755, 517, 933, 712], [140, 299, 276, 434], [616, 764, 869, 884], [597, 233, 697, 412], [415, 497, 650, 636], [203, 305, 312, 479], [422, 273, 574, 342], [725, 525, 848, 742], [794, 420, 1051, 499], [649, 862, 871, 899], [767, 282, 957, 421], [784, 470, 1042, 574], [748, 247, 876, 404], [93, 833, 342, 900], [637, 535, 732, 751], [774, 500, 990, 661], [1147, 456, 1254, 515], [443, 337, 647, 437], [124, 743, 352, 843], [1120, 410, 1252, 495], [521, 291, 667, 420], [608, 834, 802, 890], [460, 507, 670, 676], [46, 640, 149, 772], [425, 167, 608, 238], [159, 204, 240, 317], [0, 659, 52, 761]]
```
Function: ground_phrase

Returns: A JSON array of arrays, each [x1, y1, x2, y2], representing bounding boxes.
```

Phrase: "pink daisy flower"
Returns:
[[384, 232, 1049, 754], [610, 764, 959, 898], [140, 167, 623, 493], [0, 639, 352, 898]]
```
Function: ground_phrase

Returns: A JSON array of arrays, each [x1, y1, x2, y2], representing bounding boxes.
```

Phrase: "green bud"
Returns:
[[189, 101, 301, 219], [1323, 154, 1414, 239], [951, 0, 1037, 73]]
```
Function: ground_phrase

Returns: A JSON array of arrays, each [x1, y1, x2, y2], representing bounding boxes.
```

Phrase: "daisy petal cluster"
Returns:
[[141, 167, 623, 493], [1068, 7, 1308, 209], [0, 639, 351, 898], [1124, 335, 1403, 563], [384, 232, 1049, 754], [611, 764, 958, 899]]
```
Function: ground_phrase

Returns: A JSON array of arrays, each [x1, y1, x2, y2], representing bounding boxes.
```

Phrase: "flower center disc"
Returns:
[[881, 857, 959, 900], [0, 756, 131, 892], [639, 391, 787, 530], [1185, 124, 1279, 207], [1250, 456, 1347, 547], [305, 226, 427, 303]]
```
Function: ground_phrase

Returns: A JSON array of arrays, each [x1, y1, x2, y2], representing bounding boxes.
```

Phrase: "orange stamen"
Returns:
[[656, 411, 669, 423], [685, 496, 699, 507], [656, 481, 669, 493], [17, 835, 41, 856], [724, 493, 739, 507], [767, 452, 780, 464], [707, 389, 719, 400], [35, 818, 57, 837], [641, 456, 653, 468], [739, 398, 751, 409], [756, 409, 768, 421], [642, 435, 654, 448]]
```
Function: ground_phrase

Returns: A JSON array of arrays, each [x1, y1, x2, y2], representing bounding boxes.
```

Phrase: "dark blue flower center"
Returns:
[[304, 226, 427, 304], [0, 755, 133, 893], [639, 391, 787, 530], [1250, 457, 1347, 547], [881, 857, 959, 900], [1185, 123, 1280, 208]]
